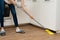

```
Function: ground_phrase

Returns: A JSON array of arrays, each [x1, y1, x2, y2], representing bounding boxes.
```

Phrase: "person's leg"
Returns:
[[0, 0, 6, 36], [0, 9, 5, 32], [8, 4, 18, 27], [8, 4, 25, 33], [0, 11, 5, 33]]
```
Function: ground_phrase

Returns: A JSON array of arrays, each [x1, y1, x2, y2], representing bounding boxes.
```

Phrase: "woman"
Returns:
[[1, 0, 32, 36], [0, 0, 25, 36]]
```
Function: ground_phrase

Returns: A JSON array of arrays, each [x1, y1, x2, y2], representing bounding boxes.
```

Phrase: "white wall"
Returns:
[[56, 0, 60, 31], [30, 0, 57, 31]]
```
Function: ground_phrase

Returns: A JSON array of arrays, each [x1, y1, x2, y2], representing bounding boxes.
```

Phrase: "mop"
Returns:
[[17, 5, 55, 35]]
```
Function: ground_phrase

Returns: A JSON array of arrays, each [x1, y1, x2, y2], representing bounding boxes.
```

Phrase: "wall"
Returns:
[[30, 0, 57, 31], [56, 0, 60, 31]]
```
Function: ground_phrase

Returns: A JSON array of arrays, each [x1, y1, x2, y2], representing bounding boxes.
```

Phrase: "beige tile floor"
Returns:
[[0, 25, 60, 40]]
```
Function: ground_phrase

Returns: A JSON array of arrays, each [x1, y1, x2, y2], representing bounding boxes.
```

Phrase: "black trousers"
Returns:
[[0, 0, 4, 27], [8, 4, 18, 27]]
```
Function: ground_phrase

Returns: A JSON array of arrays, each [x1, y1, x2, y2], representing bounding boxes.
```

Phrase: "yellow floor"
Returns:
[[0, 25, 60, 40]]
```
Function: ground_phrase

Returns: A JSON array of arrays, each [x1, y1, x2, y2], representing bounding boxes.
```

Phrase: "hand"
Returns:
[[13, 1, 17, 5], [8, 0, 17, 5]]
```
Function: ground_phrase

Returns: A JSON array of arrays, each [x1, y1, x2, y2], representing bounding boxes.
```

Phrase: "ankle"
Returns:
[[1, 27, 5, 32]]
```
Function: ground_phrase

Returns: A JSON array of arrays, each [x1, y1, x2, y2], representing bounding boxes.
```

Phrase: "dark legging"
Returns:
[[8, 4, 19, 27], [0, 0, 4, 27]]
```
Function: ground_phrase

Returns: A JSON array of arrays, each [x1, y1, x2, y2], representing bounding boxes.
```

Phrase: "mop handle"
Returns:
[[21, 7, 44, 27], [21, 7, 34, 19], [16, 6, 44, 28], [25, 12, 44, 27], [23, 10, 34, 19]]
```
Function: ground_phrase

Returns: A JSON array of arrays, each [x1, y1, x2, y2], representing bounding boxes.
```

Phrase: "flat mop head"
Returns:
[[45, 29, 55, 35]]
